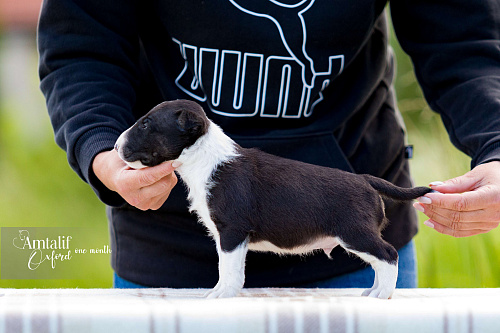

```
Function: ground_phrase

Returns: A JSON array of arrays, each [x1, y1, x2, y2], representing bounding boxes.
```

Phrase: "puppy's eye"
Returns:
[[139, 118, 150, 130], [141, 157, 151, 165]]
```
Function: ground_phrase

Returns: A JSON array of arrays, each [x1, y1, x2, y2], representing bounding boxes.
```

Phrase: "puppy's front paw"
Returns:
[[204, 283, 241, 299]]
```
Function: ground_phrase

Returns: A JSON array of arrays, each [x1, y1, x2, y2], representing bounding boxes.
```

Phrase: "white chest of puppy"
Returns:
[[115, 100, 432, 299], [175, 123, 239, 238]]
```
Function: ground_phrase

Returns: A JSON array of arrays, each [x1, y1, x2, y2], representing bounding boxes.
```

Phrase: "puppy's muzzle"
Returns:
[[114, 129, 148, 170]]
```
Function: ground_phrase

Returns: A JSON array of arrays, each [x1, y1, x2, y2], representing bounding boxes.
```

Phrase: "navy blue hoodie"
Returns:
[[38, 0, 500, 287]]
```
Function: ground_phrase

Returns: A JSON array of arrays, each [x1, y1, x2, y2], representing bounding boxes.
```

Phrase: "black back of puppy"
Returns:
[[209, 147, 388, 252]]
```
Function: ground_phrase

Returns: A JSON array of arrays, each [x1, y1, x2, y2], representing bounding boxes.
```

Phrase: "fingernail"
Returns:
[[413, 203, 425, 213], [418, 196, 432, 204], [424, 220, 435, 228], [171, 160, 182, 168], [429, 181, 445, 186]]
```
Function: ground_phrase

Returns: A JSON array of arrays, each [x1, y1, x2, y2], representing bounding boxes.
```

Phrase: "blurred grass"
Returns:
[[0, 32, 112, 288], [0, 20, 499, 289], [0, 110, 113, 288]]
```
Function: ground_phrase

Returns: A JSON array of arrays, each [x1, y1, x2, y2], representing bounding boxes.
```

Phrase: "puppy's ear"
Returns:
[[176, 110, 204, 136]]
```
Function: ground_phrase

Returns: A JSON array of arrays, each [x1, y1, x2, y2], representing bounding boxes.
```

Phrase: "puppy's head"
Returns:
[[115, 100, 209, 169]]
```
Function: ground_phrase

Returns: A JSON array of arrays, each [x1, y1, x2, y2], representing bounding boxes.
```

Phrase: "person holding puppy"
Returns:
[[38, 0, 500, 289]]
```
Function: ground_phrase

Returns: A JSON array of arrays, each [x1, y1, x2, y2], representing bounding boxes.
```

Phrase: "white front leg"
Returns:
[[205, 239, 249, 299]]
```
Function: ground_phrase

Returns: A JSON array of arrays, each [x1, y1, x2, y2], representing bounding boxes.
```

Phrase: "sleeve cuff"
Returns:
[[75, 127, 126, 207], [473, 142, 500, 168]]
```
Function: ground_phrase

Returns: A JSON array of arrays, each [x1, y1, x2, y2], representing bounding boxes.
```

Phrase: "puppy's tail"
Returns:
[[362, 174, 432, 201]]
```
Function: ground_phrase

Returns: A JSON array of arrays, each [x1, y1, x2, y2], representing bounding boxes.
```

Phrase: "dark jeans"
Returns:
[[114, 240, 417, 289]]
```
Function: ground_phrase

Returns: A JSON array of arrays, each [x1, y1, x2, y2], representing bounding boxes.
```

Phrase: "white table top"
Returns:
[[0, 288, 498, 333]]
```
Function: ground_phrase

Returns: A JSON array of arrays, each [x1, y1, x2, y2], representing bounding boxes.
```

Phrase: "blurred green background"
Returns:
[[0, 9, 498, 289]]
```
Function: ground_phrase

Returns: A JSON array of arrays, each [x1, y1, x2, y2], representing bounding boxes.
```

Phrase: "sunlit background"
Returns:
[[0, 1, 498, 289]]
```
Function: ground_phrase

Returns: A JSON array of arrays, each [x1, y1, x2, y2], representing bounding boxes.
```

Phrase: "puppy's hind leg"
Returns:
[[338, 236, 398, 299], [205, 238, 249, 299]]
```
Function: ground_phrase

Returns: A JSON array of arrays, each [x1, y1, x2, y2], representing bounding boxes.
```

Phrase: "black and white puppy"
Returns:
[[115, 100, 432, 299]]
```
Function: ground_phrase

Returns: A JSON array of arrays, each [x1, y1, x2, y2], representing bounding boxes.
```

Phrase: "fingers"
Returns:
[[429, 173, 479, 194], [114, 161, 180, 210], [414, 203, 500, 224], [423, 219, 495, 238], [135, 172, 178, 210], [135, 161, 177, 187], [413, 166, 500, 237], [415, 192, 500, 237], [419, 189, 492, 212], [414, 202, 499, 235], [429, 162, 500, 196], [92, 149, 181, 211]]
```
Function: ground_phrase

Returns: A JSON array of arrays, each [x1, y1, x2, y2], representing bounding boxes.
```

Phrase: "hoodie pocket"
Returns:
[[232, 131, 354, 173]]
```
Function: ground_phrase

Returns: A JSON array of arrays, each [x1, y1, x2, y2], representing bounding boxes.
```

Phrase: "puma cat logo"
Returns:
[[229, 0, 317, 87]]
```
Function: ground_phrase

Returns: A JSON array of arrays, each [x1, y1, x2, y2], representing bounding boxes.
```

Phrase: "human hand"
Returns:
[[413, 161, 500, 237], [92, 149, 179, 210]]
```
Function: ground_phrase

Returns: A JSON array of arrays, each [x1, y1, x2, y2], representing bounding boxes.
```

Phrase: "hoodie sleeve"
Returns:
[[390, 0, 500, 167], [38, 0, 142, 206]]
